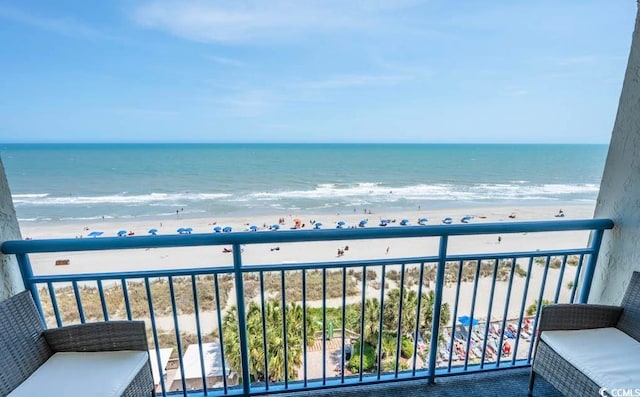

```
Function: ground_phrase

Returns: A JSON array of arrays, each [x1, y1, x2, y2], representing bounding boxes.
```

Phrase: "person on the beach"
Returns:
[[386, 246, 390, 255], [498, 236, 501, 244]]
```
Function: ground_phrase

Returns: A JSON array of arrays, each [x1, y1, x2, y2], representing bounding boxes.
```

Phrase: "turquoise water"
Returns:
[[0, 144, 608, 222]]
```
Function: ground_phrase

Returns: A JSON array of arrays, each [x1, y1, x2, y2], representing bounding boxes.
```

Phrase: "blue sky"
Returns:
[[0, 1, 635, 143]]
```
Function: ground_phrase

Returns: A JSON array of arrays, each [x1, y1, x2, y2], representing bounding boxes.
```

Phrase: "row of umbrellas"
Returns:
[[87, 215, 473, 238]]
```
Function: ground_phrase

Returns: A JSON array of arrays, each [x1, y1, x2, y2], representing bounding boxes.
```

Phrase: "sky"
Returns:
[[0, 1, 636, 144]]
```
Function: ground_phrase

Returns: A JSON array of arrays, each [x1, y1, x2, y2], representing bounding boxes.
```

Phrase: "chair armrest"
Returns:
[[538, 304, 623, 332], [44, 321, 149, 353]]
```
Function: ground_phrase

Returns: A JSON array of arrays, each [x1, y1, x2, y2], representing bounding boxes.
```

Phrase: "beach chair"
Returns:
[[0, 290, 154, 396], [529, 271, 640, 396]]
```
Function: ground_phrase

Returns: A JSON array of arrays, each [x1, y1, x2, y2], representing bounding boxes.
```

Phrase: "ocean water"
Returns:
[[0, 144, 608, 223]]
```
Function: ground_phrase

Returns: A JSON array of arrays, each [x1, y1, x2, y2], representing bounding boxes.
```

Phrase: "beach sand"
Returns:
[[20, 203, 595, 273]]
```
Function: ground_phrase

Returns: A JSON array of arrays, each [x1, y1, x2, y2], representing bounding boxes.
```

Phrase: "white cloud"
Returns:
[[131, 0, 425, 43]]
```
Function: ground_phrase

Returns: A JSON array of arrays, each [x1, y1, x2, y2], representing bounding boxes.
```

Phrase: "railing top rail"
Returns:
[[1, 218, 613, 255]]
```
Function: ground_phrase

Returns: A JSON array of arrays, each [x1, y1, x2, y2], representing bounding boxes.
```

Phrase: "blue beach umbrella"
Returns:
[[358, 219, 368, 227], [336, 220, 346, 228], [87, 231, 103, 237], [418, 217, 428, 225], [461, 216, 472, 223], [213, 226, 222, 233], [314, 222, 323, 229], [248, 225, 258, 231], [222, 226, 232, 233], [184, 227, 193, 234], [117, 230, 128, 237], [148, 228, 158, 236], [458, 315, 479, 328], [271, 224, 280, 230], [176, 227, 185, 234], [442, 217, 453, 225], [400, 218, 410, 226], [379, 219, 388, 227]]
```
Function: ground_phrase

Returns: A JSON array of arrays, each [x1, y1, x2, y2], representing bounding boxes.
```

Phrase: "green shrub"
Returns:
[[400, 336, 414, 359], [347, 341, 377, 372]]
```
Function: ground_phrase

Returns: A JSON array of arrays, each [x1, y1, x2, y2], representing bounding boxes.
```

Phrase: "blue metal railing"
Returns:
[[1, 219, 613, 396]]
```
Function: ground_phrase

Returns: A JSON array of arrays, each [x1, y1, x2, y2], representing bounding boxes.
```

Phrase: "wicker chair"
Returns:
[[0, 290, 154, 397], [528, 271, 640, 396]]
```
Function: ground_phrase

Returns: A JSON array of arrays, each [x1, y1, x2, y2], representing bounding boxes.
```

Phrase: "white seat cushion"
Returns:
[[541, 327, 640, 390], [9, 351, 149, 397]]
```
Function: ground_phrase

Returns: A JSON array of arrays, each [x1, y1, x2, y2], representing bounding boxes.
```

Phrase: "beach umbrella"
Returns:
[[176, 227, 185, 234], [458, 315, 479, 328], [248, 225, 258, 231], [87, 231, 103, 237], [442, 217, 453, 225], [117, 230, 128, 237], [379, 220, 388, 227], [358, 219, 368, 227], [213, 226, 222, 233], [184, 227, 193, 234], [148, 228, 158, 236], [400, 218, 410, 226], [222, 226, 232, 233], [337, 220, 346, 228], [314, 222, 323, 229], [418, 217, 428, 225], [461, 216, 472, 223], [271, 224, 280, 230]]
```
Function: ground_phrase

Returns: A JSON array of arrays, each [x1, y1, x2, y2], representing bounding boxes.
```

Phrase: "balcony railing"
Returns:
[[1, 219, 613, 396]]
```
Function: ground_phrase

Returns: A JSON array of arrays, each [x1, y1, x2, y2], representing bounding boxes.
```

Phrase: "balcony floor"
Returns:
[[280, 368, 560, 397]]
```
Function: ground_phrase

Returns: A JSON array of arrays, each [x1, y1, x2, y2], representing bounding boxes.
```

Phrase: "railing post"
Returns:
[[232, 243, 251, 395], [428, 236, 448, 384], [16, 253, 45, 323], [579, 229, 605, 303]]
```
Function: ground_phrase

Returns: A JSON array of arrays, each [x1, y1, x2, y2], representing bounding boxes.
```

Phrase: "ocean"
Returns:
[[0, 144, 607, 223]]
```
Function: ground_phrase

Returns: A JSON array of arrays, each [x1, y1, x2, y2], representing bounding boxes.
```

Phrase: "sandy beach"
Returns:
[[20, 203, 595, 274]]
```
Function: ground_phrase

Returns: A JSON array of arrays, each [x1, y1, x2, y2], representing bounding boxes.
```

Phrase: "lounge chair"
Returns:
[[0, 290, 154, 396], [529, 271, 640, 396]]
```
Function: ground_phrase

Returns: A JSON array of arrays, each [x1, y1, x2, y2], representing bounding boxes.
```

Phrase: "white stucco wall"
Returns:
[[591, 4, 640, 305], [0, 156, 25, 301]]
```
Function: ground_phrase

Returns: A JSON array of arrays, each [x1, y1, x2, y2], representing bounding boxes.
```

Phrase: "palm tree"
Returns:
[[363, 298, 381, 345], [222, 300, 317, 383]]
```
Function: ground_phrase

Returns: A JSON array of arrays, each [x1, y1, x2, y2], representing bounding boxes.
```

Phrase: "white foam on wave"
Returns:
[[13, 192, 232, 206], [247, 182, 600, 202]]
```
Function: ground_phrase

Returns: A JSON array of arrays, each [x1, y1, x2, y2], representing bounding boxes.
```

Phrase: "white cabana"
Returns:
[[170, 343, 233, 391]]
